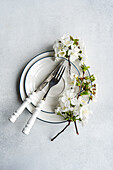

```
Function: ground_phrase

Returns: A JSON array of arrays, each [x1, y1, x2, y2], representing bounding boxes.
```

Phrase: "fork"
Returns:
[[22, 65, 66, 135]]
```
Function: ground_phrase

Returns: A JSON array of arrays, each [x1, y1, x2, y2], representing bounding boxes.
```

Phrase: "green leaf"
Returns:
[[70, 117, 73, 121], [65, 117, 69, 121], [76, 76, 79, 81], [81, 64, 90, 72], [90, 74, 95, 82], [80, 91, 90, 96], [85, 76, 89, 80], [67, 112, 71, 115], [70, 35, 73, 41], [84, 82, 90, 90], [65, 50, 69, 58], [57, 112, 63, 117], [73, 39, 79, 45], [79, 118, 82, 121], [76, 82, 81, 86], [82, 82, 85, 87]]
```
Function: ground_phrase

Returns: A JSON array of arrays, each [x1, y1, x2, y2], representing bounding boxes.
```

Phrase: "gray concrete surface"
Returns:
[[0, 0, 113, 170]]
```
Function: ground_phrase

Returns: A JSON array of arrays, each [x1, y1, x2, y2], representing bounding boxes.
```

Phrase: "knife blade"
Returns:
[[35, 59, 64, 93]]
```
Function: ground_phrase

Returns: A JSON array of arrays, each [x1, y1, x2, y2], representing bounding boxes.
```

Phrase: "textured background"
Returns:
[[0, 0, 113, 170]]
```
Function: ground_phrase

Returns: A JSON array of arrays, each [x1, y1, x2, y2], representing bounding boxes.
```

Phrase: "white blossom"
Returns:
[[67, 73, 77, 88], [78, 95, 88, 105], [61, 34, 73, 47], [79, 105, 92, 125]]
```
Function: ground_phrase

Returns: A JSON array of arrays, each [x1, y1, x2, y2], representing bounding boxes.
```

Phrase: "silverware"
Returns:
[[9, 60, 64, 123], [35, 60, 64, 92], [22, 65, 66, 135], [43, 65, 66, 99]]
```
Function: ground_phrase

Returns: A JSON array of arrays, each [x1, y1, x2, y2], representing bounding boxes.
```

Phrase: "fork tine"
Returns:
[[53, 60, 65, 76], [55, 65, 64, 79], [53, 63, 63, 77], [57, 66, 66, 81]]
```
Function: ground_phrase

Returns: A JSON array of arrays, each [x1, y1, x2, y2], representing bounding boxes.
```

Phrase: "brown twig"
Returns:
[[51, 121, 71, 141], [68, 56, 71, 75], [74, 121, 79, 135]]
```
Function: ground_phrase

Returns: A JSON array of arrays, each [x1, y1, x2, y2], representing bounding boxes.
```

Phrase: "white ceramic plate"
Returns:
[[19, 51, 80, 123]]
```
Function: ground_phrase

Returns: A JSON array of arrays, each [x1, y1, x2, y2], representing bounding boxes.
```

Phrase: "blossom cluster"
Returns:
[[53, 34, 87, 63], [55, 73, 92, 126]]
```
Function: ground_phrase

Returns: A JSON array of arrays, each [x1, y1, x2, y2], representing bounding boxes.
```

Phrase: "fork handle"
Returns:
[[9, 92, 37, 123], [22, 100, 45, 135], [43, 86, 51, 99]]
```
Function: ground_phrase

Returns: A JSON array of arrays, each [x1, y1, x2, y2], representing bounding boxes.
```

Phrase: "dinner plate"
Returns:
[[19, 51, 91, 124]]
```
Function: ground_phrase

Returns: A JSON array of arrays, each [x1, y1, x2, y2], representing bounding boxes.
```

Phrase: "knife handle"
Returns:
[[22, 100, 45, 135], [9, 92, 37, 123]]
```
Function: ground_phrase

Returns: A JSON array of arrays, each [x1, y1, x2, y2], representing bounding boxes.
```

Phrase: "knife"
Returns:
[[9, 59, 64, 123]]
